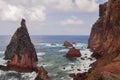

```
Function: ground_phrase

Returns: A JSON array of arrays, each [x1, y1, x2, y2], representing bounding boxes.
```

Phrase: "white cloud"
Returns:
[[28, 6, 46, 22], [75, 0, 99, 12], [0, 0, 99, 21], [33, 0, 99, 12], [61, 16, 84, 25], [0, 5, 24, 21], [0, 0, 46, 22], [5, 0, 27, 6], [33, 0, 73, 11]]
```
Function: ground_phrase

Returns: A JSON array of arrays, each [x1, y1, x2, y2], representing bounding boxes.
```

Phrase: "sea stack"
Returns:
[[66, 47, 81, 57], [74, 0, 120, 80], [4, 19, 38, 71]]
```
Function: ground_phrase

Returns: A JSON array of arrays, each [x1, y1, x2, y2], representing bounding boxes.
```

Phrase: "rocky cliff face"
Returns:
[[88, 0, 120, 58], [74, 0, 120, 80], [4, 19, 38, 68]]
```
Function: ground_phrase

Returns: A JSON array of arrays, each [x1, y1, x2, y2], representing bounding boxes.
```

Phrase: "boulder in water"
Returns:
[[35, 66, 48, 80], [66, 47, 81, 57], [63, 41, 73, 47]]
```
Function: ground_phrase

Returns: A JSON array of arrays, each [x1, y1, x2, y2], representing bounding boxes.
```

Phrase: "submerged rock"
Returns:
[[63, 41, 73, 47], [66, 47, 81, 57]]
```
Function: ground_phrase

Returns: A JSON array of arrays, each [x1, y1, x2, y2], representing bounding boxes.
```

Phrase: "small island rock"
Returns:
[[63, 41, 73, 47], [66, 47, 81, 57]]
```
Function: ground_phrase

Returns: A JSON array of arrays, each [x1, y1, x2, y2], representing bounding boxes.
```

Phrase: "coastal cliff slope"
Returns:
[[74, 0, 120, 80]]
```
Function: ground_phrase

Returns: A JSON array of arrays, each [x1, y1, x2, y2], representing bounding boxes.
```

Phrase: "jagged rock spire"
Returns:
[[4, 19, 38, 63], [21, 18, 26, 27]]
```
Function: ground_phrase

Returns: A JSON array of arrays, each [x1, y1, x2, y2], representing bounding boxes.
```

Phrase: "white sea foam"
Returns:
[[36, 43, 63, 47], [60, 49, 96, 74], [58, 49, 69, 52], [21, 72, 37, 80], [73, 43, 87, 49], [60, 76, 72, 80], [0, 70, 37, 80], [0, 57, 8, 66], [45, 43, 63, 47], [37, 52, 46, 56], [80, 49, 92, 57], [0, 51, 4, 54], [37, 63, 53, 67]]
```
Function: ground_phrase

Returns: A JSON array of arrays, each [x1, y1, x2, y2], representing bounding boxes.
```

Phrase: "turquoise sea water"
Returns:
[[0, 35, 95, 80]]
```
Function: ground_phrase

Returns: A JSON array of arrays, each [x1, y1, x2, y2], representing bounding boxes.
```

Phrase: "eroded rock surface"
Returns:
[[66, 47, 81, 57], [35, 66, 48, 80], [4, 19, 38, 62], [74, 0, 120, 80]]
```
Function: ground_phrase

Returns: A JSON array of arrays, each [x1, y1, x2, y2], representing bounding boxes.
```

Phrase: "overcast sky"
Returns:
[[0, 0, 107, 35]]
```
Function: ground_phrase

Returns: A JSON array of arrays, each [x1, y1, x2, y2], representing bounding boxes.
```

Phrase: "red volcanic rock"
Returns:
[[0, 19, 49, 80], [35, 66, 48, 80], [91, 51, 103, 59], [66, 47, 81, 57], [3, 19, 38, 72], [63, 41, 73, 47], [8, 50, 36, 69], [4, 19, 38, 61], [74, 0, 120, 80], [99, 72, 120, 80]]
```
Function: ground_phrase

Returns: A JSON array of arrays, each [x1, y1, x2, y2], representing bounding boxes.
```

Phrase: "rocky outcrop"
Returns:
[[63, 41, 73, 47], [3, 19, 38, 71], [66, 47, 81, 57], [99, 72, 120, 80], [35, 66, 48, 80], [0, 19, 49, 80], [74, 0, 120, 80], [4, 19, 38, 61]]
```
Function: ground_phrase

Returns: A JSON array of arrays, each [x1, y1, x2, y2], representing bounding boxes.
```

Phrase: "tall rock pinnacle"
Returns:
[[4, 19, 38, 68]]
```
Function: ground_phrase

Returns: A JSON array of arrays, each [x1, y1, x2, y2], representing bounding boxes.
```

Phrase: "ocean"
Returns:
[[0, 35, 95, 80]]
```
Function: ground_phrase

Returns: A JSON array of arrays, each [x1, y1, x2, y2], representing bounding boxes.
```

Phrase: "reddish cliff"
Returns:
[[74, 0, 120, 80]]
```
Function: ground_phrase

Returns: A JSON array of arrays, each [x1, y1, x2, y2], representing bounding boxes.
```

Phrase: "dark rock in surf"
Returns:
[[63, 41, 73, 47]]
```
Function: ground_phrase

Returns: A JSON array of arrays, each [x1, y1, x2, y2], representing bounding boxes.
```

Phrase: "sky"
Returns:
[[0, 0, 107, 35]]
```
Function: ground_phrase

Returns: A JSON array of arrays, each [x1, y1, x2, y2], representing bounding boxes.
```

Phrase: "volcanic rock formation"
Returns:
[[74, 0, 120, 80], [0, 19, 48, 80], [4, 19, 38, 70], [66, 47, 81, 57], [35, 66, 48, 80], [63, 41, 73, 47]]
